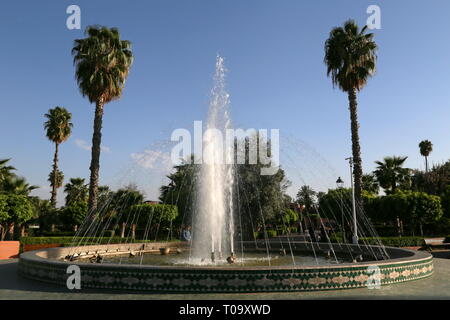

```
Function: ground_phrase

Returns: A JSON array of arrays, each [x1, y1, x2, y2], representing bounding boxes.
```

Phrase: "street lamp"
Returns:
[[345, 157, 358, 245], [336, 177, 344, 188], [336, 177, 345, 242]]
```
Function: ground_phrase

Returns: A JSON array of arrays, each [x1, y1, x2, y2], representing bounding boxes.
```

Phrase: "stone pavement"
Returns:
[[0, 255, 449, 300]]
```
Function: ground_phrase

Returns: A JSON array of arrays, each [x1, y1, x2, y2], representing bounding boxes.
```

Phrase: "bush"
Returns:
[[444, 235, 450, 243], [373, 224, 398, 237], [253, 230, 277, 239], [359, 236, 426, 247], [329, 232, 344, 243], [20, 236, 179, 248], [266, 229, 277, 238], [35, 230, 116, 237]]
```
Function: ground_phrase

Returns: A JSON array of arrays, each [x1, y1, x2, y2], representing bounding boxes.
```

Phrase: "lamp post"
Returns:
[[345, 157, 358, 244], [336, 177, 345, 242]]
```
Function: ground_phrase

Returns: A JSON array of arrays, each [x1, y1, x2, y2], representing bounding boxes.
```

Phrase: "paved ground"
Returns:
[[1, 253, 449, 300]]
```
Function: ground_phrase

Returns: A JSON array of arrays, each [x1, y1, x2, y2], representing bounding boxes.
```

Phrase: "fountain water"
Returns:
[[192, 56, 235, 263]]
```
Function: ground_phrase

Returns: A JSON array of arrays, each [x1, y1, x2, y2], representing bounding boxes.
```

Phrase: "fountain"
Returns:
[[18, 56, 434, 292], [192, 56, 235, 264]]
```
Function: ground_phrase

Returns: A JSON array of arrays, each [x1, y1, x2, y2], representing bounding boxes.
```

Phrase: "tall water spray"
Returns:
[[192, 56, 235, 262]]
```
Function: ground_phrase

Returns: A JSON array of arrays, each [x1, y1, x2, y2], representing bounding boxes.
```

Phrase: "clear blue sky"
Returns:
[[1, 0, 450, 204]]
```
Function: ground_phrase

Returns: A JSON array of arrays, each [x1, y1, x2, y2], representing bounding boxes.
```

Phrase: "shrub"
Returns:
[[444, 235, 450, 243], [329, 232, 344, 243], [60, 201, 88, 230], [359, 236, 426, 247], [266, 229, 277, 238], [20, 236, 179, 247], [129, 203, 178, 225]]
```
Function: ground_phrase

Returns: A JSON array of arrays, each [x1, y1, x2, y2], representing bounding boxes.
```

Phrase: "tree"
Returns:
[[64, 178, 88, 205], [0, 194, 34, 240], [0, 195, 9, 240], [412, 160, 450, 195], [0, 159, 16, 184], [72, 26, 133, 212], [97, 185, 113, 211], [324, 19, 377, 209], [48, 170, 64, 193], [61, 201, 88, 232], [111, 186, 144, 238], [275, 208, 299, 233], [235, 135, 290, 240], [129, 203, 178, 239], [296, 185, 317, 213], [159, 157, 198, 229], [419, 140, 433, 172], [362, 173, 379, 195], [374, 156, 410, 194], [32, 198, 58, 232], [44, 107, 73, 207], [1, 176, 38, 196]]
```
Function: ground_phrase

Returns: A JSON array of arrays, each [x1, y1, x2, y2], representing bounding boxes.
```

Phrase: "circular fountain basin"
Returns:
[[18, 241, 433, 292]]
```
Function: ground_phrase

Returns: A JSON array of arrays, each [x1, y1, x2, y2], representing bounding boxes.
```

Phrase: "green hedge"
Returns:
[[359, 236, 426, 247], [37, 230, 116, 238], [444, 235, 450, 243], [329, 232, 344, 243], [20, 236, 178, 247], [253, 230, 277, 239]]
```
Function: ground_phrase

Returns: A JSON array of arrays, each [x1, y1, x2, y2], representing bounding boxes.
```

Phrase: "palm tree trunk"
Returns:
[[425, 156, 428, 173], [0, 225, 6, 241], [50, 142, 59, 208], [121, 222, 126, 238], [131, 224, 136, 240], [88, 101, 104, 213], [7, 222, 15, 240], [348, 89, 363, 207]]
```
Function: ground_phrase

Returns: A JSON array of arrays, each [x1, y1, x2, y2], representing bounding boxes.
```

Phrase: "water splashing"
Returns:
[[192, 56, 235, 262]]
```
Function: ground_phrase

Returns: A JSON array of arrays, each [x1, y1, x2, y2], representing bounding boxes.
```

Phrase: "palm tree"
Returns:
[[0, 159, 16, 184], [296, 185, 317, 213], [362, 173, 379, 195], [64, 178, 88, 206], [48, 170, 64, 194], [324, 19, 377, 207], [419, 140, 433, 172], [1, 176, 38, 195], [374, 156, 410, 193], [44, 107, 73, 207], [72, 26, 133, 212]]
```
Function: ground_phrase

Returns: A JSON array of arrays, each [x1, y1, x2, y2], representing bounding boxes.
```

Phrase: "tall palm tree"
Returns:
[[374, 156, 410, 194], [72, 26, 133, 212], [64, 178, 88, 206], [419, 140, 433, 172], [44, 107, 73, 207], [48, 170, 64, 194], [0, 159, 16, 184], [324, 19, 377, 207]]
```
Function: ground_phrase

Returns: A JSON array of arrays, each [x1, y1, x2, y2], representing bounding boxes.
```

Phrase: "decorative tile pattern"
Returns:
[[18, 251, 434, 293]]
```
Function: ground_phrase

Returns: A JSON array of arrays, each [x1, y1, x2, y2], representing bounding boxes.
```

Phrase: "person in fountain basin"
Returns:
[[181, 225, 192, 242]]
